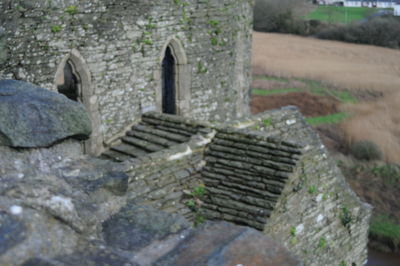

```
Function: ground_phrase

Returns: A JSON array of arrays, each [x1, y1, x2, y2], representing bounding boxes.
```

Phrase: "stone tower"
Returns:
[[0, 0, 254, 154]]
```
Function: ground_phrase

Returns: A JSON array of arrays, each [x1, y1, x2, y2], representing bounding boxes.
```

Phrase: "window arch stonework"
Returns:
[[54, 49, 103, 155], [155, 37, 191, 116]]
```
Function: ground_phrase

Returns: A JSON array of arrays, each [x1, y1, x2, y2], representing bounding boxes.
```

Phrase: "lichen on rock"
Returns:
[[0, 80, 92, 148]]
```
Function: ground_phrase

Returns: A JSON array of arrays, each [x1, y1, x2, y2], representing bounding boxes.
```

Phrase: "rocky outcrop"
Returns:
[[0, 142, 300, 265], [154, 222, 301, 266], [0, 80, 91, 148]]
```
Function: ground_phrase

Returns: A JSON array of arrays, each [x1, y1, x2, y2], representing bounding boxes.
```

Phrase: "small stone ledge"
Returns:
[[142, 112, 212, 132]]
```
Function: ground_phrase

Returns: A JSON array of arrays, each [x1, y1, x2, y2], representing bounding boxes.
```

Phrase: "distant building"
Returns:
[[344, 0, 399, 7], [395, 3, 400, 15], [317, 0, 344, 5], [344, 0, 363, 7], [376, 0, 399, 7]]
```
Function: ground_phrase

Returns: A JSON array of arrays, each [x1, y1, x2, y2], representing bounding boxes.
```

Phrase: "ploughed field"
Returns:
[[251, 32, 400, 256], [252, 31, 400, 163]]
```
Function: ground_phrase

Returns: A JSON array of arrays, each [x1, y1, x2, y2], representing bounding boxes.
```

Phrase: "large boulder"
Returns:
[[102, 205, 190, 252], [0, 80, 91, 148], [153, 222, 302, 266]]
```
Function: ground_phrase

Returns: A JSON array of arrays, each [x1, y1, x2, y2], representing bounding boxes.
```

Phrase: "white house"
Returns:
[[395, 3, 400, 15], [318, 0, 343, 5], [376, 0, 398, 7], [344, 0, 399, 7], [344, 1, 363, 7]]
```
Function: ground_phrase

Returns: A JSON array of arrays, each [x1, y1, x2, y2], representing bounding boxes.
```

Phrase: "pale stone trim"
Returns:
[[155, 37, 191, 116], [234, 31, 247, 119], [54, 49, 103, 155], [168, 146, 193, 161]]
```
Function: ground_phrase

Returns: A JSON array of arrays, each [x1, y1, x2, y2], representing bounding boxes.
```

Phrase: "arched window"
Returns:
[[162, 46, 177, 114], [54, 49, 103, 155], [156, 37, 191, 116]]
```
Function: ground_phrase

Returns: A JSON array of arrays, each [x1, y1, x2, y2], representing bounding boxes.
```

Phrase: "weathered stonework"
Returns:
[[201, 107, 372, 266], [0, 105, 371, 265], [99, 109, 371, 266], [0, 0, 371, 264], [0, 140, 301, 265], [0, 0, 253, 154]]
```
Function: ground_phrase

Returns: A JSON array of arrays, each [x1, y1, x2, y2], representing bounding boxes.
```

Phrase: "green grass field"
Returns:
[[305, 112, 348, 126], [306, 6, 377, 24], [252, 76, 357, 103], [252, 88, 301, 96], [252, 75, 290, 83]]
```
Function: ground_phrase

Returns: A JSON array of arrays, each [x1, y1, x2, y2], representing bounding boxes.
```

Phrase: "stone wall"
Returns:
[[201, 128, 303, 230], [200, 106, 372, 266], [255, 107, 371, 266], [0, 0, 253, 154], [123, 138, 209, 219], [108, 108, 370, 266], [102, 111, 216, 219], [103, 109, 371, 266]]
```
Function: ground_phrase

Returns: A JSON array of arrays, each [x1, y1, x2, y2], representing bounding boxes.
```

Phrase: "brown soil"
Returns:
[[251, 92, 339, 117], [315, 124, 348, 154], [252, 32, 400, 93], [252, 32, 400, 163]]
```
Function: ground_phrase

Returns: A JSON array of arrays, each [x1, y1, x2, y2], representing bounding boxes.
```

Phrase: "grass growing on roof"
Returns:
[[306, 6, 377, 24], [306, 112, 348, 126], [262, 118, 272, 127]]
